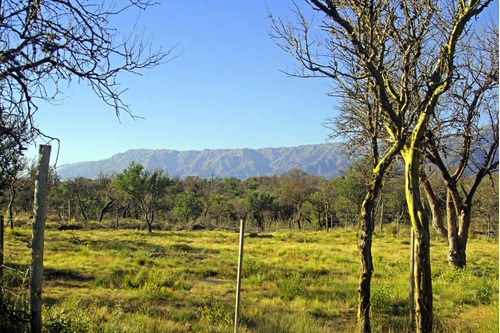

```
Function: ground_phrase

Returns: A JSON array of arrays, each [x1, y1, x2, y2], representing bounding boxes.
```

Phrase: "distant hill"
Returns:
[[56, 143, 351, 180]]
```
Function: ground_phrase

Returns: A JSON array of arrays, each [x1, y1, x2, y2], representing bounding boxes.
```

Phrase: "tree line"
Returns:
[[2, 159, 497, 237]]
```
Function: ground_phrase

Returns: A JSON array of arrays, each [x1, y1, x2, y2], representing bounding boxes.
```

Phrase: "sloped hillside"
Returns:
[[56, 143, 350, 179]]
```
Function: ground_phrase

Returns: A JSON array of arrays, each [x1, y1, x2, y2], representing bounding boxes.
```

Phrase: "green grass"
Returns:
[[2, 225, 498, 332]]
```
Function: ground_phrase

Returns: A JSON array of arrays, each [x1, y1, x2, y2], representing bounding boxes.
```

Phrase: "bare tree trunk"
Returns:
[[145, 210, 154, 233], [99, 200, 113, 222], [403, 147, 433, 333], [325, 203, 330, 232], [121, 201, 130, 219], [56, 207, 62, 220], [234, 219, 245, 333], [447, 191, 460, 267], [396, 210, 404, 236], [7, 184, 15, 229], [413, 228, 433, 332], [358, 195, 375, 333], [67, 200, 71, 223], [409, 227, 415, 332], [78, 199, 88, 223], [421, 172, 447, 240], [448, 205, 471, 269], [296, 204, 302, 230], [357, 142, 400, 333]]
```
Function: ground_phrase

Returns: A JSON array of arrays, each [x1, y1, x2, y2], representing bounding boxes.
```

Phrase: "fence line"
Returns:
[[1, 217, 34, 313], [1, 262, 31, 310]]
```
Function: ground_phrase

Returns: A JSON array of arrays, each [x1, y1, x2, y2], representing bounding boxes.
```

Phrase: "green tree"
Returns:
[[246, 190, 276, 230], [113, 162, 173, 233], [208, 194, 234, 225], [174, 190, 204, 224], [277, 169, 318, 230]]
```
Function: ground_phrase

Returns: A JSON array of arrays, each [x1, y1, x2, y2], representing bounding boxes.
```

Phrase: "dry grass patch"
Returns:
[[1, 225, 497, 332]]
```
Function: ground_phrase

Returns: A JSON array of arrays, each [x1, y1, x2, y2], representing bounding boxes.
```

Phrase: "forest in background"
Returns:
[[2, 158, 498, 237]]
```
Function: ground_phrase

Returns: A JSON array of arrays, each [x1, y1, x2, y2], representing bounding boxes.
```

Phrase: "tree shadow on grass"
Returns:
[[43, 267, 94, 282]]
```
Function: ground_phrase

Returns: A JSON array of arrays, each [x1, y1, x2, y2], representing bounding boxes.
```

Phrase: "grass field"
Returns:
[[2, 223, 498, 332]]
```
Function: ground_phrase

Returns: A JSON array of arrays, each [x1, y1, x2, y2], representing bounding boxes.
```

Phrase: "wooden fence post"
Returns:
[[234, 219, 245, 333], [379, 202, 384, 234], [30, 145, 51, 333]]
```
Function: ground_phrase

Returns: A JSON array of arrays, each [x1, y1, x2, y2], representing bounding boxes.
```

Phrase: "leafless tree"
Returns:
[[0, 0, 173, 190], [269, 0, 492, 331], [422, 24, 499, 268]]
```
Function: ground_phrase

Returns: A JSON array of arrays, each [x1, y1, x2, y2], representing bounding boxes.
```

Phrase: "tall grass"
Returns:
[[1, 224, 498, 332]]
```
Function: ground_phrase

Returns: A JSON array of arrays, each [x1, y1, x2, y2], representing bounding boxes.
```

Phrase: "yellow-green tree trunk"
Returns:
[[402, 145, 433, 332]]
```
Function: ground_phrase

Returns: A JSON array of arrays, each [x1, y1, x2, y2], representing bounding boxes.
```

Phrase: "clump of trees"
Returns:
[[2, 162, 497, 238]]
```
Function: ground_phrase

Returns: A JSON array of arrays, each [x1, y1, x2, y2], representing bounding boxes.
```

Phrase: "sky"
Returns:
[[27, 0, 499, 167], [28, 1, 337, 166]]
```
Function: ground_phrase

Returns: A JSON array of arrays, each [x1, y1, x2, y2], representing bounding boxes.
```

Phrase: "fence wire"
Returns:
[[1, 218, 32, 315]]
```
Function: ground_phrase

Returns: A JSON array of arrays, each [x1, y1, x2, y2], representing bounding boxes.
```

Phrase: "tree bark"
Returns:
[[421, 172, 447, 240], [403, 146, 433, 333], [121, 201, 130, 219], [414, 228, 433, 333], [358, 190, 375, 333], [447, 200, 470, 269], [99, 199, 114, 222], [296, 204, 302, 230], [78, 199, 88, 223], [357, 141, 401, 333], [145, 210, 154, 233]]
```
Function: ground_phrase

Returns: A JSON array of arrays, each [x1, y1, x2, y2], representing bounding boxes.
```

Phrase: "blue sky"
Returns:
[[28, 0, 498, 166], [28, 1, 336, 166]]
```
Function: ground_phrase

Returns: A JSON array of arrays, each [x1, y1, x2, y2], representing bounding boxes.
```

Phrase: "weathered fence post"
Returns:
[[487, 217, 491, 241], [234, 219, 245, 333], [379, 202, 384, 234], [30, 145, 51, 333]]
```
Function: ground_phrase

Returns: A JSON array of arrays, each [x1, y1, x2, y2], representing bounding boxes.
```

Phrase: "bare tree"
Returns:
[[422, 24, 499, 268], [270, 0, 492, 331], [0, 0, 172, 190], [327, 81, 401, 332]]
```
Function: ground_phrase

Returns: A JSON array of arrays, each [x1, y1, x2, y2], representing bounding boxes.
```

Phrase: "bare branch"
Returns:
[[0, 0, 174, 184]]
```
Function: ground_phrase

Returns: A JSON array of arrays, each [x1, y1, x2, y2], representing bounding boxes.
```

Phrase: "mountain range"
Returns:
[[56, 143, 351, 180]]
